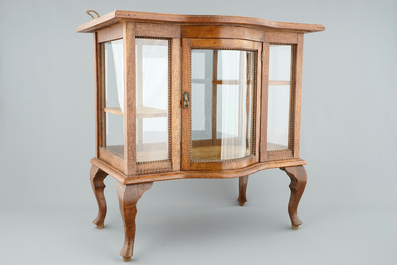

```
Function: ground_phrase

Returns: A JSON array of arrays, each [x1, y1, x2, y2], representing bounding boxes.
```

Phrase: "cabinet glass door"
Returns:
[[190, 49, 256, 162]]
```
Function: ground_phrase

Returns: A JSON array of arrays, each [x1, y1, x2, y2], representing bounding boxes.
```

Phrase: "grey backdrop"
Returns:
[[1, 0, 396, 264]]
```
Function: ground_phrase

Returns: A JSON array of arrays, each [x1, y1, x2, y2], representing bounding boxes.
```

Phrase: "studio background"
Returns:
[[1, 0, 396, 264]]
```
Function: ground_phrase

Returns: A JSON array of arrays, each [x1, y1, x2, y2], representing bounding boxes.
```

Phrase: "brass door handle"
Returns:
[[183, 92, 190, 108]]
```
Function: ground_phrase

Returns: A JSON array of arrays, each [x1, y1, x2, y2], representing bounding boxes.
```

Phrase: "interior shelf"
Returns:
[[104, 106, 167, 118], [269, 80, 290, 86], [267, 142, 289, 151], [105, 144, 168, 162]]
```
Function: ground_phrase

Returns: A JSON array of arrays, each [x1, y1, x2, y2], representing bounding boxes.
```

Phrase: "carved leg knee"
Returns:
[[117, 181, 153, 261], [280, 166, 307, 230], [90, 165, 108, 229]]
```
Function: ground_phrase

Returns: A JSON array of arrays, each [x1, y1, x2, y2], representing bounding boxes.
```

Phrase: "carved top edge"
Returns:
[[76, 10, 325, 33]]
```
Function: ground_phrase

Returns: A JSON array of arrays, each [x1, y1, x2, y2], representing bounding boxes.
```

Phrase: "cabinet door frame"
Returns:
[[261, 32, 303, 162], [95, 22, 181, 177], [181, 38, 262, 171]]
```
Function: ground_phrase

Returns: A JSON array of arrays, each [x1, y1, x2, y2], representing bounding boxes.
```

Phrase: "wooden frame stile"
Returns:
[[181, 38, 191, 171], [123, 21, 136, 177], [260, 42, 269, 162], [170, 37, 181, 172], [293, 34, 304, 158], [93, 31, 102, 158]]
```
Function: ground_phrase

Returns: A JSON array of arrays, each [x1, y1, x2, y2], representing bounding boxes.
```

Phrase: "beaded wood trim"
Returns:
[[189, 47, 258, 163], [135, 37, 172, 167], [267, 154, 294, 161], [136, 168, 172, 175], [267, 43, 297, 161]]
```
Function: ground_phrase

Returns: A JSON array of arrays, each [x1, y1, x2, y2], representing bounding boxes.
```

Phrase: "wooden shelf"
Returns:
[[104, 107, 123, 115], [267, 142, 288, 151], [192, 144, 250, 160], [269, 80, 290, 86], [212, 80, 252, 85], [105, 144, 169, 162], [104, 106, 167, 118]]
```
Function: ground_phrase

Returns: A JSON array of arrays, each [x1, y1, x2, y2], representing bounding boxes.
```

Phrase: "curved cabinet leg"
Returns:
[[90, 165, 108, 229], [280, 166, 307, 230], [237, 176, 249, 206], [117, 181, 153, 262]]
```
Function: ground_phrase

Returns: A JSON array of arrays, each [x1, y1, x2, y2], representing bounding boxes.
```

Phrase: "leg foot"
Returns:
[[237, 176, 249, 206], [117, 181, 153, 261], [280, 166, 307, 230], [90, 165, 108, 228]]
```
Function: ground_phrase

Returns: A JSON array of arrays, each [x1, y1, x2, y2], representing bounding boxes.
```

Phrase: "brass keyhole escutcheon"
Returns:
[[183, 92, 190, 108]]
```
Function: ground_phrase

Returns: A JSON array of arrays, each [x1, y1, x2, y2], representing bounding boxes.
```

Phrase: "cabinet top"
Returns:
[[76, 10, 325, 33]]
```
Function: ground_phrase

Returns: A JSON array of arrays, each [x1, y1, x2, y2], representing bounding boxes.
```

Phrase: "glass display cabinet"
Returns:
[[77, 10, 325, 262]]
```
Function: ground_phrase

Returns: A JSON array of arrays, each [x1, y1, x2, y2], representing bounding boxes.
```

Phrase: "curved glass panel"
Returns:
[[191, 49, 255, 161]]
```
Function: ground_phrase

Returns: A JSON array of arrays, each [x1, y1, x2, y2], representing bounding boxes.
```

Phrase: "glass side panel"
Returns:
[[135, 38, 169, 162], [104, 40, 124, 156], [191, 49, 255, 161], [267, 45, 292, 151]]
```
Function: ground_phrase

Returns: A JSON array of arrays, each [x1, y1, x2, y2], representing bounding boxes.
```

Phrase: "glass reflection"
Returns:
[[191, 49, 255, 161], [267, 45, 292, 151]]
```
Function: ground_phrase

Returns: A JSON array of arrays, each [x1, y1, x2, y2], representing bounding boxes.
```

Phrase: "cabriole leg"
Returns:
[[237, 176, 249, 206], [117, 181, 153, 262], [90, 165, 108, 229], [280, 166, 307, 230]]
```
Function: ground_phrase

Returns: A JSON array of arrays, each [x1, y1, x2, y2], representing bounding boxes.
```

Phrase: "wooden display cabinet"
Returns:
[[77, 10, 324, 261]]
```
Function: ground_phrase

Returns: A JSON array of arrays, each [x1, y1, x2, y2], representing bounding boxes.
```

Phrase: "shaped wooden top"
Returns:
[[76, 10, 325, 33]]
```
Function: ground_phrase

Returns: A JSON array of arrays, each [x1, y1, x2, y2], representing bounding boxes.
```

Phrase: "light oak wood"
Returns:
[[267, 150, 294, 161], [135, 23, 180, 38], [260, 42, 269, 162], [191, 38, 259, 50], [182, 25, 264, 42], [181, 38, 191, 170], [97, 23, 123, 43], [123, 21, 136, 176], [104, 106, 167, 118], [76, 10, 325, 33], [99, 147, 124, 171], [280, 166, 307, 230], [238, 176, 249, 206], [171, 38, 182, 172], [117, 181, 153, 261], [103, 144, 171, 165], [94, 33, 106, 157], [293, 34, 304, 158], [212, 80, 252, 85], [269, 80, 290, 86], [90, 165, 108, 229], [264, 32, 298, 44]]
